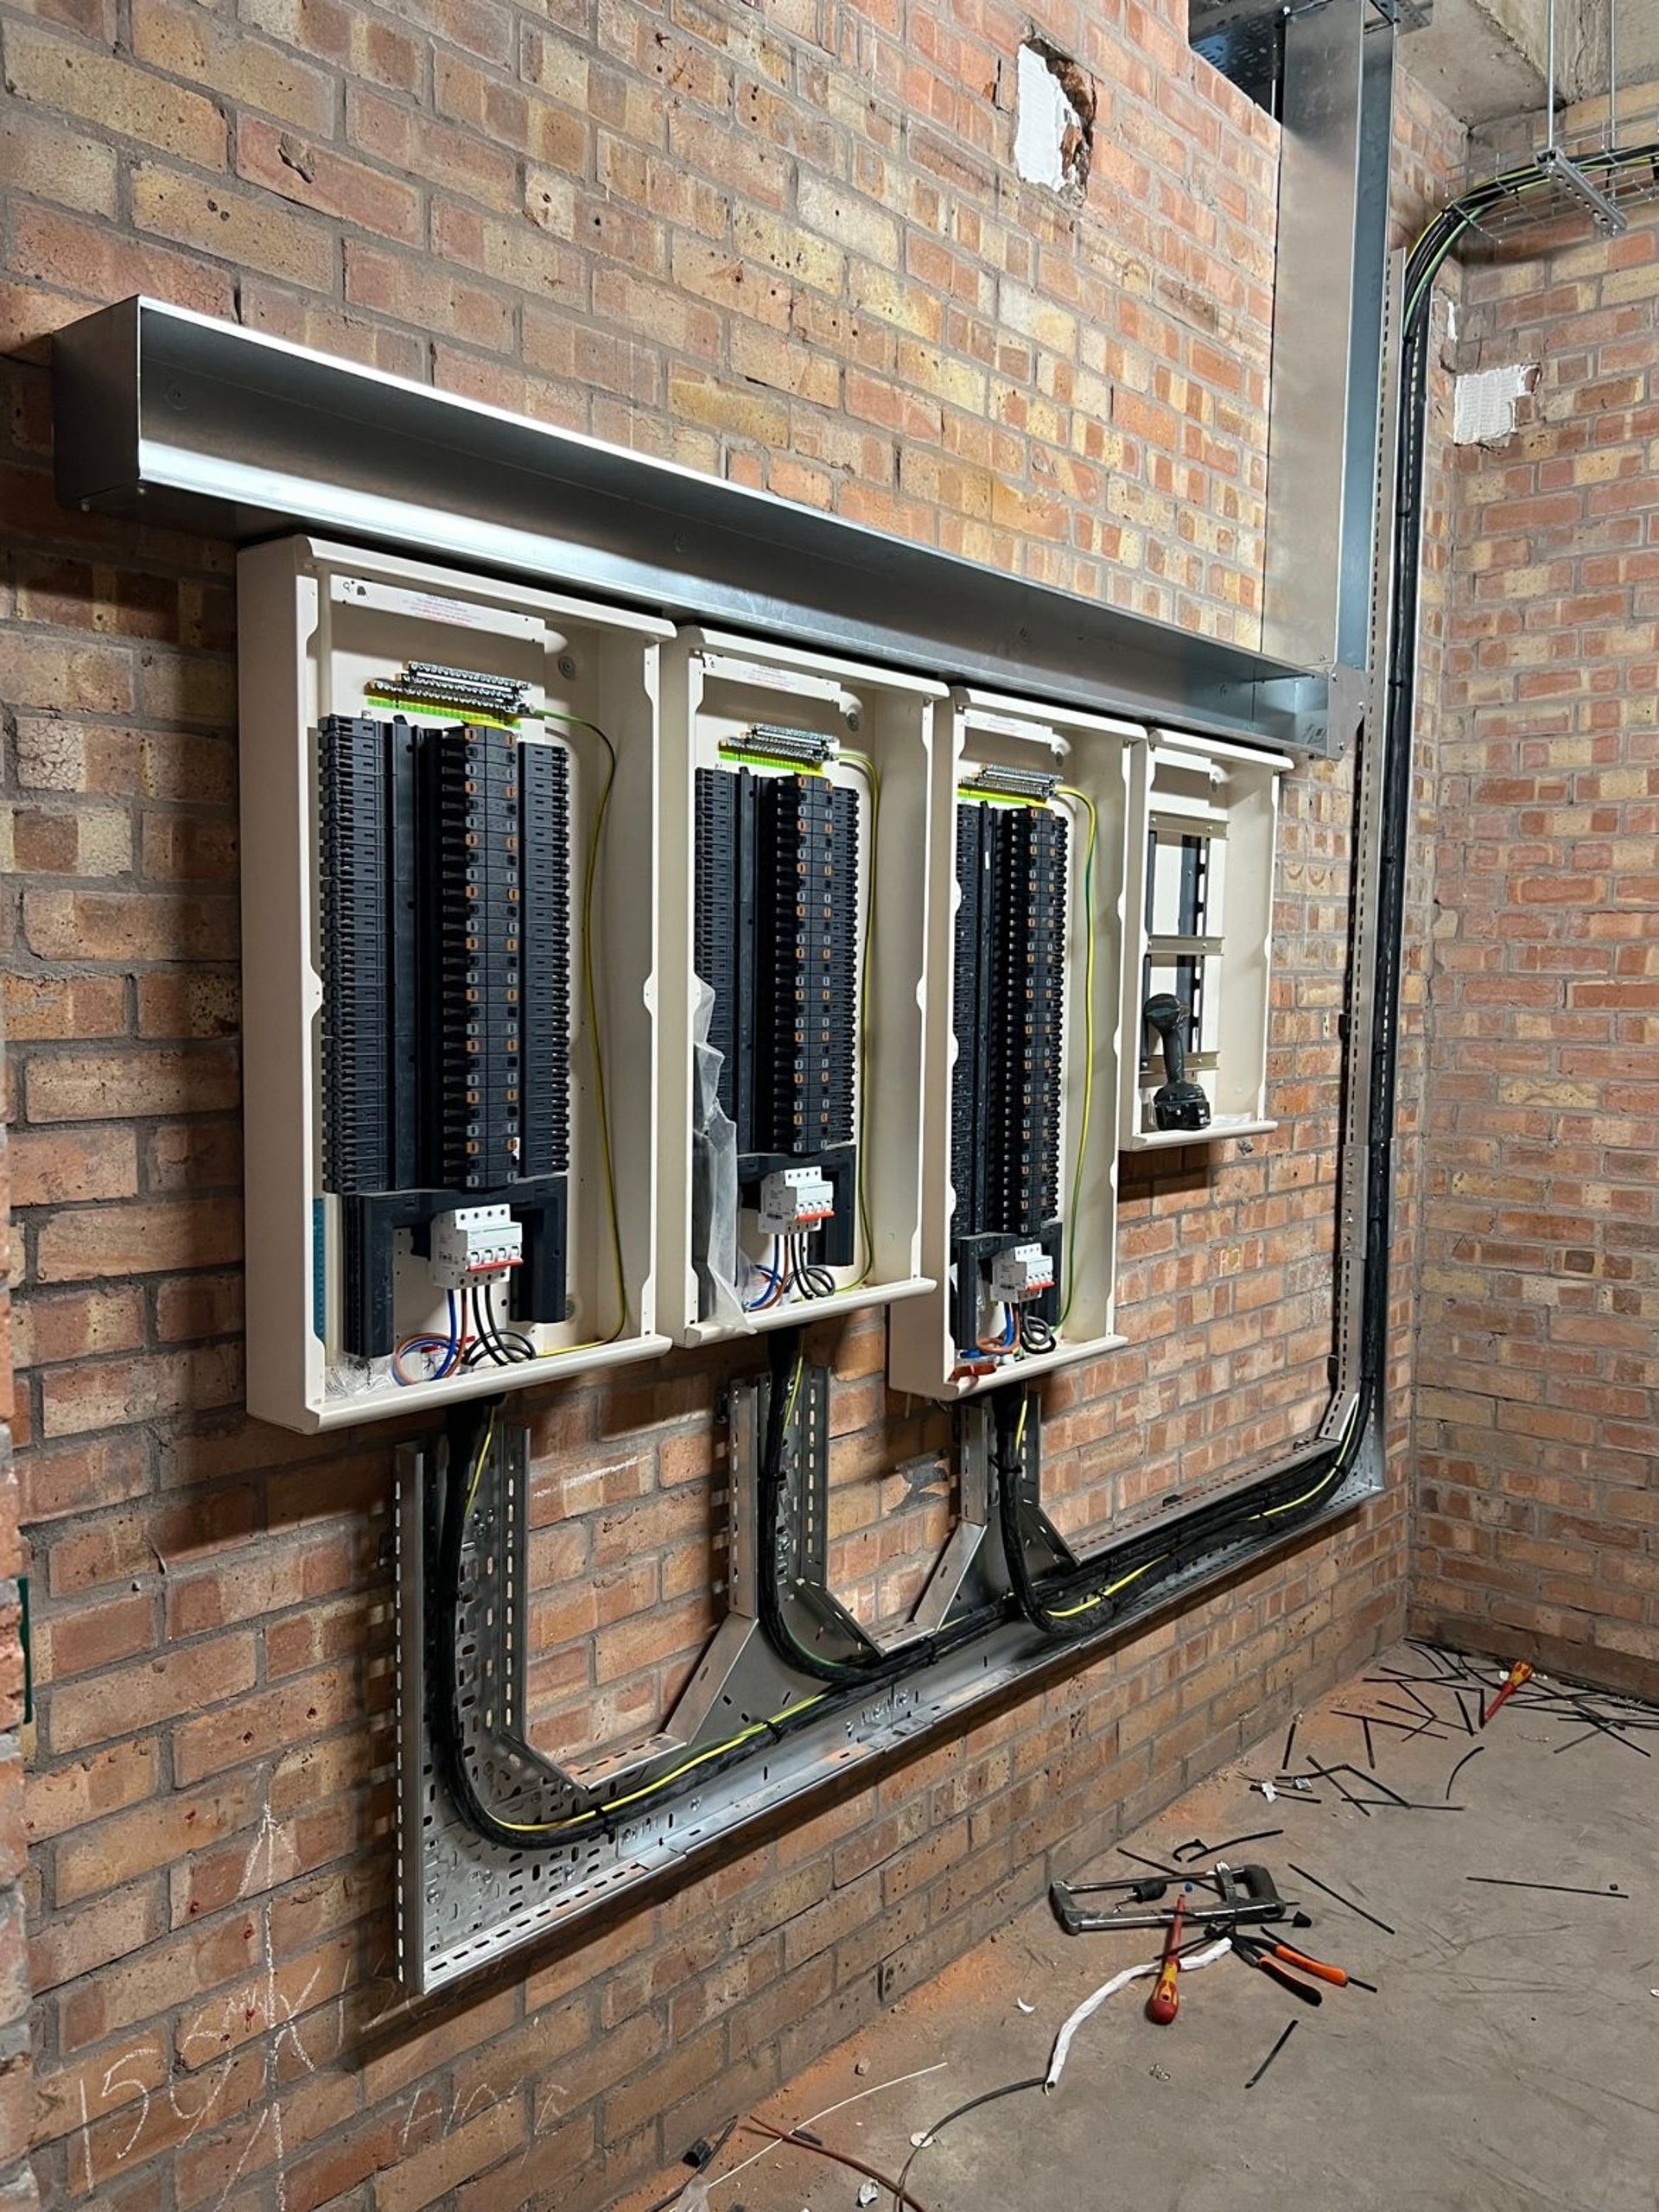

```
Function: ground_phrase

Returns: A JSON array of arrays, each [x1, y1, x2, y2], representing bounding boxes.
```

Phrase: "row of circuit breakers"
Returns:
[[238, 539, 1284, 1432]]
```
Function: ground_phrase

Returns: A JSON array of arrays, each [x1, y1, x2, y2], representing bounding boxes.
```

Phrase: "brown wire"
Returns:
[[741, 2117, 931, 2211]]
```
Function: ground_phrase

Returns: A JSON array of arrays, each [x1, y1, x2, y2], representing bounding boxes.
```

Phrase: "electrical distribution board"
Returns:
[[888, 691, 1135, 1400], [659, 631, 942, 1345], [238, 548, 1290, 1427], [238, 538, 671, 1432], [317, 703, 571, 1357]]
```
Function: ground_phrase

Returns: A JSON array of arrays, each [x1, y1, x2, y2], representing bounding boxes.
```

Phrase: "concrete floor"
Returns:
[[618, 1644, 1659, 2212]]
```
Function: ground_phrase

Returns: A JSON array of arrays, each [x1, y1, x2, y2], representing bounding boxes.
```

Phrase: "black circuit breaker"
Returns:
[[950, 798, 1067, 1350], [694, 765, 860, 1265], [318, 715, 571, 1358]]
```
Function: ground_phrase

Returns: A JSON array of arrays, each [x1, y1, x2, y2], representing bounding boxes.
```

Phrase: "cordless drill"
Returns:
[[1144, 992, 1211, 1133]]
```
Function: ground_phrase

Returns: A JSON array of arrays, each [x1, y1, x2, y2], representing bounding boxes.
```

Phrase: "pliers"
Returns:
[[1230, 1934, 1376, 2004]]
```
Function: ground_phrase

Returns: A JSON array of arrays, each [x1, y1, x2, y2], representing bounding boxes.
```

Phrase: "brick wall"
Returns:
[[1410, 86, 1659, 1697], [0, 1, 1463, 2202], [0, 1038, 40, 2212]]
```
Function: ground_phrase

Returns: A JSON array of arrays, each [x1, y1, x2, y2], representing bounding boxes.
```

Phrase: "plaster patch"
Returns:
[[1014, 39, 1095, 200], [1452, 362, 1536, 445]]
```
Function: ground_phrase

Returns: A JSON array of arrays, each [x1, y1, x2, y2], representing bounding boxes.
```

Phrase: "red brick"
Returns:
[[35, 1197, 243, 1282], [0, 32, 1476, 2212], [47, 1635, 258, 1756], [23, 887, 236, 963], [37, 1586, 155, 1679], [23, 1045, 239, 1122], [18, 1432, 149, 1524], [24, 1738, 158, 1842], [3, 27, 227, 167], [237, 117, 424, 244], [172, 1664, 362, 1785], [30, 1878, 166, 1993], [54, 1774, 261, 1904]]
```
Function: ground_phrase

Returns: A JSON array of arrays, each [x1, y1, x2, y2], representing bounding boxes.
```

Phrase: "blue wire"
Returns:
[[390, 1290, 464, 1386]]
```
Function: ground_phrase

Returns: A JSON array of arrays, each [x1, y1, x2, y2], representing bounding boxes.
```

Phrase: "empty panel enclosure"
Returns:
[[661, 631, 942, 1343], [1122, 734, 1287, 1150], [238, 537, 670, 1430], [888, 690, 1132, 1401]]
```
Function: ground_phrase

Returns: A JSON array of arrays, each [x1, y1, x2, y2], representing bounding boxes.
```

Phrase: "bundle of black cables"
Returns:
[[986, 141, 1659, 1641], [754, 1327, 1001, 1688], [435, 144, 1659, 1847]]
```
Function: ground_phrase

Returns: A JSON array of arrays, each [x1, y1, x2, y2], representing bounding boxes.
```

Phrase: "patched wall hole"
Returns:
[[1014, 35, 1096, 201], [1451, 362, 1539, 447]]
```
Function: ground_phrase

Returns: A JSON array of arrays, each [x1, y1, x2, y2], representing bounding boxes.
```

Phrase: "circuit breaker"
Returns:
[[318, 701, 571, 1358], [238, 537, 671, 1431], [696, 757, 861, 1268], [949, 773, 1069, 1356], [662, 630, 942, 1343], [887, 690, 1135, 1402]]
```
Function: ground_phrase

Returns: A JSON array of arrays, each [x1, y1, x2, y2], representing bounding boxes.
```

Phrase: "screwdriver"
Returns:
[[1146, 1895, 1187, 2024], [1482, 1660, 1533, 1726]]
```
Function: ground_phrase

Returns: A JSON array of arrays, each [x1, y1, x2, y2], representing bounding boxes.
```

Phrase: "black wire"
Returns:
[[795, 1228, 836, 1300], [488, 1277, 537, 1359], [467, 1283, 507, 1365], [465, 1280, 535, 1365], [640, 2117, 741, 2212], [435, 150, 1659, 1857], [993, 160, 1482, 1638], [430, 1399, 848, 1849], [753, 1329, 997, 1688], [1020, 1311, 1055, 1356], [893, 2076, 1046, 2209], [429, 1398, 571, 1851], [754, 1329, 916, 1686]]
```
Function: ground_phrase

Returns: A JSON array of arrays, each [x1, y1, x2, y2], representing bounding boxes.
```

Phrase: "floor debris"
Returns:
[[615, 1644, 1657, 2212], [1244, 2018, 1299, 2089]]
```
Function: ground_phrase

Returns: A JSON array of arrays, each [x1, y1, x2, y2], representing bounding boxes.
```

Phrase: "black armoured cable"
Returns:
[[755, 1327, 1000, 1688], [432, 1351, 1004, 1853], [439, 149, 1659, 1847], [432, 1395, 856, 1847], [989, 164, 1583, 1639]]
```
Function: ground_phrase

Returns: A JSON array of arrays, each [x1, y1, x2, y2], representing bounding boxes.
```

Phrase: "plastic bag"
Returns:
[[690, 976, 743, 1325]]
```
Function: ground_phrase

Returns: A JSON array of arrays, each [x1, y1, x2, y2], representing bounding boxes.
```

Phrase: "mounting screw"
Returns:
[[845, 710, 861, 734], [556, 655, 576, 679]]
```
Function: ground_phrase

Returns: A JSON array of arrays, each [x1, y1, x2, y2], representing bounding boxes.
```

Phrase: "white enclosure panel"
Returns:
[[238, 536, 671, 1431], [1121, 731, 1287, 1152], [887, 689, 1135, 1402], [658, 628, 944, 1345]]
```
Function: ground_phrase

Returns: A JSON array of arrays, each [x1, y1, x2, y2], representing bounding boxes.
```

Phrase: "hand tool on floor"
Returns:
[[1482, 1660, 1533, 1726], [1051, 1862, 1289, 1936], [1230, 1935, 1324, 2005], [1234, 1936, 1375, 1991], [1146, 1896, 1186, 2023]]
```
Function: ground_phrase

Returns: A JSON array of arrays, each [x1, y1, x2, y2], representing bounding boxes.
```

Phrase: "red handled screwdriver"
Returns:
[[1146, 1895, 1187, 2024], [1483, 1660, 1533, 1726]]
